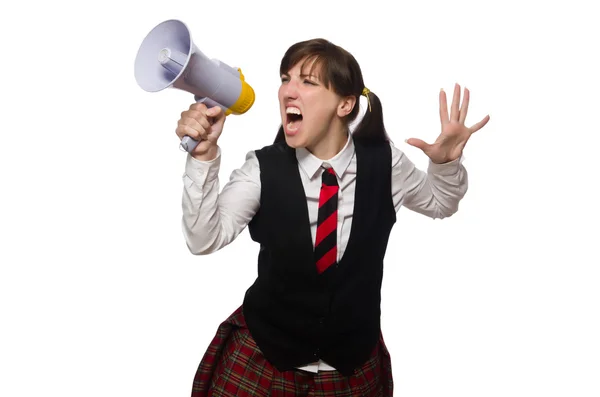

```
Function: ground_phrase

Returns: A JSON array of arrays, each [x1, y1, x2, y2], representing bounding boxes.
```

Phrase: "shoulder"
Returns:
[[387, 139, 406, 161], [353, 136, 394, 163], [253, 141, 294, 161], [254, 140, 290, 153]]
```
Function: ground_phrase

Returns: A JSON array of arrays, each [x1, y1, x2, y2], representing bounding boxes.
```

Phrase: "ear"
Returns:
[[337, 95, 356, 118]]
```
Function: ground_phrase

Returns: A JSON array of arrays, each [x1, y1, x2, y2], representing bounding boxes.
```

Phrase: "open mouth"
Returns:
[[286, 107, 303, 132]]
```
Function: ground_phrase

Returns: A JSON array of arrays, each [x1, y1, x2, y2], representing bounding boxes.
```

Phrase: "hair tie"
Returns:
[[362, 87, 372, 112]]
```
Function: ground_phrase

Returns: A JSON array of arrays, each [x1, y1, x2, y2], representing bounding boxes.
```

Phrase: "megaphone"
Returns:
[[134, 19, 255, 153]]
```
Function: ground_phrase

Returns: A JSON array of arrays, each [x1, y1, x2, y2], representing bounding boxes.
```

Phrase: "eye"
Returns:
[[303, 79, 317, 85], [280, 76, 289, 83]]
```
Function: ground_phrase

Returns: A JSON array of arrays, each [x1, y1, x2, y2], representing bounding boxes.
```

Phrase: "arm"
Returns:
[[396, 83, 489, 218], [181, 148, 261, 255], [391, 142, 468, 219]]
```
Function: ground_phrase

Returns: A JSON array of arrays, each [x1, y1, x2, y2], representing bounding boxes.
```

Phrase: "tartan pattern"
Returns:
[[191, 306, 393, 396]]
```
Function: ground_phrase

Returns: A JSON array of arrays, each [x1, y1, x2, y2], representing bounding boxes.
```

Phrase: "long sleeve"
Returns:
[[181, 147, 261, 255], [390, 142, 468, 219]]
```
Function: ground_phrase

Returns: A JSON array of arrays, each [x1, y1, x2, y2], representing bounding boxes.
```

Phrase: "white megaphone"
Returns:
[[134, 19, 255, 153]]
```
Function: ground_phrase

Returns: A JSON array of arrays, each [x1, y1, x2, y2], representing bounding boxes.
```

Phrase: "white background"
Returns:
[[1, 0, 599, 396]]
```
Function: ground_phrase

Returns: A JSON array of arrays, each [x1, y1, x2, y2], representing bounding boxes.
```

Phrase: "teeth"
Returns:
[[286, 107, 302, 115]]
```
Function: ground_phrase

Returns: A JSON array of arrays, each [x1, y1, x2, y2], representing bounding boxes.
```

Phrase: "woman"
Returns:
[[176, 38, 490, 396]]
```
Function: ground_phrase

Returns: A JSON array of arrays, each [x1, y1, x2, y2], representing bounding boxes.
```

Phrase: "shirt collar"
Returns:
[[295, 133, 355, 180]]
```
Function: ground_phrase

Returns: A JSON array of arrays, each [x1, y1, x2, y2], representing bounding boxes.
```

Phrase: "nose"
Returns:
[[281, 78, 299, 101]]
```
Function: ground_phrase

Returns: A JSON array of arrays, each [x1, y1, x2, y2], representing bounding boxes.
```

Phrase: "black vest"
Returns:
[[242, 137, 396, 376]]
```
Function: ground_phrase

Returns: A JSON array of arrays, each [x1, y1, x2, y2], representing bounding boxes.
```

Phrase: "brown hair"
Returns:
[[274, 38, 389, 144]]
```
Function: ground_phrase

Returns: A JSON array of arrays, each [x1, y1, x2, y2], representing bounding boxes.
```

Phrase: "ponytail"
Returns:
[[351, 90, 391, 144]]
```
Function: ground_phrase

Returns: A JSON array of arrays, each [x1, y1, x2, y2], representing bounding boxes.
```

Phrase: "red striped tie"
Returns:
[[315, 167, 338, 274]]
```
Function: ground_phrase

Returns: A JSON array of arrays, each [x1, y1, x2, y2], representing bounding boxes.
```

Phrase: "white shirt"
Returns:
[[181, 134, 468, 372]]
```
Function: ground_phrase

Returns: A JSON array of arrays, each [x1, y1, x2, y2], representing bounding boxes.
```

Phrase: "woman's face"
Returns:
[[278, 58, 353, 152]]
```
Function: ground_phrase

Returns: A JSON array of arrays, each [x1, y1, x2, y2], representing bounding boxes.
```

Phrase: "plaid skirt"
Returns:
[[191, 306, 393, 396]]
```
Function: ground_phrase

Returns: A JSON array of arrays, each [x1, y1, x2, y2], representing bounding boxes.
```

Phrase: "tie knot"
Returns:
[[321, 167, 338, 186]]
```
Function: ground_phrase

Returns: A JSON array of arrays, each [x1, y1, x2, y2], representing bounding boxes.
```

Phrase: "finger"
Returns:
[[176, 123, 206, 141], [207, 106, 227, 132], [459, 87, 470, 125], [405, 137, 431, 153], [198, 127, 209, 141], [183, 109, 209, 122], [181, 110, 212, 130], [450, 83, 461, 122], [175, 124, 196, 141], [180, 116, 210, 133], [439, 89, 449, 125], [469, 114, 491, 133], [194, 115, 212, 131], [189, 102, 208, 112], [206, 106, 224, 120]]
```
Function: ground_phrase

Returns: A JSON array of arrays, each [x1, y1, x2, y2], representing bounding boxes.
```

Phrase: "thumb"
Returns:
[[405, 138, 430, 152], [206, 106, 224, 119]]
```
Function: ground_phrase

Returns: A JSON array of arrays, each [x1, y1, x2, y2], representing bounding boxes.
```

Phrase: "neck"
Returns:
[[307, 121, 349, 160]]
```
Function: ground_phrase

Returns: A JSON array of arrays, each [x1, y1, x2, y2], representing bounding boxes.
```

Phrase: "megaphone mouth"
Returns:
[[134, 19, 192, 92]]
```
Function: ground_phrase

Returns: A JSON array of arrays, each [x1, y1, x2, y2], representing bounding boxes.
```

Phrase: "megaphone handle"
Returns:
[[180, 96, 229, 153], [180, 136, 200, 153]]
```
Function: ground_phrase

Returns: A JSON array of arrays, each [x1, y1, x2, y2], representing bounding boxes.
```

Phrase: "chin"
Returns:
[[283, 135, 306, 149], [282, 126, 306, 148]]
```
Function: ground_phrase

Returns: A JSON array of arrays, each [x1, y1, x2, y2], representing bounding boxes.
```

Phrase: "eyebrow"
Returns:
[[281, 72, 316, 76], [280, 72, 321, 81]]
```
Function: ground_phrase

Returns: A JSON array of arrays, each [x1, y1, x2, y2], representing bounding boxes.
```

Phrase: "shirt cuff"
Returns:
[[427, 154, 465, 176], [184, 147, 221, 187]]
